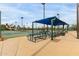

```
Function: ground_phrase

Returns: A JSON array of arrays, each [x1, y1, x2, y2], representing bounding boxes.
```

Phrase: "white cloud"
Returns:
[[0, 3, 76, 27], [0, 4, 36, 26], [45, 4, 76, 25]]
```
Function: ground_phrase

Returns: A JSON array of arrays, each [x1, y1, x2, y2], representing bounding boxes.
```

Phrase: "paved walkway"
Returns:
[[0, 36, 50, 56], [0, 31, 79, 56], [35, 31, 79, 56]]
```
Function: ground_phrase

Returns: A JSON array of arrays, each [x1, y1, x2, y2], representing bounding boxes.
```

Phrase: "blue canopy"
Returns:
[[33, 16, 68, 26]]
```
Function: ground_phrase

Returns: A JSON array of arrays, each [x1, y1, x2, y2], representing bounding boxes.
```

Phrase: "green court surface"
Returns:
[[1, 31, 31, 39]]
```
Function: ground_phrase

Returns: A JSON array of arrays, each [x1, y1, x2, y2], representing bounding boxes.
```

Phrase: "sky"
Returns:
[[0, 3, 76, 27]]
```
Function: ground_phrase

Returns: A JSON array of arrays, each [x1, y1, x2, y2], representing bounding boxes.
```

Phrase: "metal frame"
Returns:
[[32, 21, 68, 41], [51, 19, 53, 40]]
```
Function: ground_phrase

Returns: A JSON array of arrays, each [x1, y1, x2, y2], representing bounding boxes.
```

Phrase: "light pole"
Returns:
[[57, 13, 60, 30], [0, 11, 3, 41], [21, 17, 24, 27], [41, 3, 45, 29], [26, 22, 28, 28], [77, 3, 79, 39], [57, 13, 60, 19], [15, 21, 17, 30], [0, 11, 1, 40]]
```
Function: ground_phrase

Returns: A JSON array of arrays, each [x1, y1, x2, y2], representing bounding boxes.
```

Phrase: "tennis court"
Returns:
[[1, 30, 31, 39]]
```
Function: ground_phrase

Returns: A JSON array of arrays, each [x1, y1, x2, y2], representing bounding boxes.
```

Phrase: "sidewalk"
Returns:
[[35, 31, 79, 56], [0, 36, 50, 56], [0, 31, 78, 56]]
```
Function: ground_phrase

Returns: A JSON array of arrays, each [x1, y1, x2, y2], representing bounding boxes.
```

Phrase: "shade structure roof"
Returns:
[[33, 16, 68, 26]]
